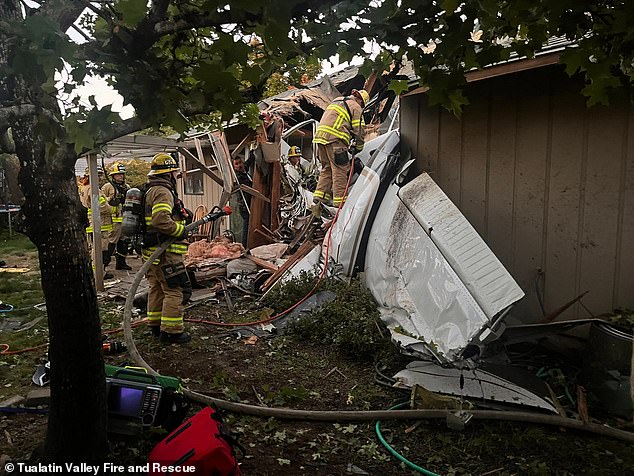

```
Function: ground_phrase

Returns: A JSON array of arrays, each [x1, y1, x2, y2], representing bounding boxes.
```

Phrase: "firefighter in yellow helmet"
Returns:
[[143, 153, 192, 344], [284, 146, 313, 188], [102, 162, 131, 270], [79, 165, 114, 279], [312, 89, 367, 208]]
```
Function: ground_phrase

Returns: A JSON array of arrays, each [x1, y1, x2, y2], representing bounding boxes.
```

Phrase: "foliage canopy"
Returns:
[[2, 0, 633, 158]]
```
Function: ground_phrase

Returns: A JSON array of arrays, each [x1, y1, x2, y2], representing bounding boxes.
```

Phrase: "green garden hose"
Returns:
[[375, 402, 441, 476]]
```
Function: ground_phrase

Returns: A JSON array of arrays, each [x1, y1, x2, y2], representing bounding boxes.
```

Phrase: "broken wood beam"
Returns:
[[230, 134, 253, 159], [270, 161, 281, 231], [178, 147, 224, 187], [288, 215, 317, 252], [252, 228, 276, 246], [246, 255, 279, 272], [220, 279, 234, 312], [247, 162, 267, 249], [261, 241, 316, 291], [239, 184, 270, 203]]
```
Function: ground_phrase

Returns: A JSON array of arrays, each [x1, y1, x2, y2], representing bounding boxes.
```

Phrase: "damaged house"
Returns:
[[233, 47, 633, 415], [102, 50, 630, 417]]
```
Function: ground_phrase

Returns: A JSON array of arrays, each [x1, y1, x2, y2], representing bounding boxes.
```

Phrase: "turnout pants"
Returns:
[[146, 253, 185, 334], [109, 222, 122, 244], [314, 142, 350, 206]]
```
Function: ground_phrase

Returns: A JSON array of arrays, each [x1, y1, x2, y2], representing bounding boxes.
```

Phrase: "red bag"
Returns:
[[148, 407, 241, 476]]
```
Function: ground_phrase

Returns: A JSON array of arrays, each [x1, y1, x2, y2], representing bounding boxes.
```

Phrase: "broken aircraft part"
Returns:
[[393, 361, 558, 414], [327, 130, 401, 277], [365, 172, 524, 362]]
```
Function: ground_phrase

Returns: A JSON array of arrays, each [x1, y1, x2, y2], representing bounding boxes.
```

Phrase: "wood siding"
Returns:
[[177, 150, 228, 234], [400, 66, 634, 322]]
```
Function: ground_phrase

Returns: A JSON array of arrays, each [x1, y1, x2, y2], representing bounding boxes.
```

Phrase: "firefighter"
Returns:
[[287, 146, 313, 177], [102, 162, 131, 270], [79, 165, 114, 279], [143, 153, 191, 344], [312, 89, 368, 208], [232, 156, 252, 248]]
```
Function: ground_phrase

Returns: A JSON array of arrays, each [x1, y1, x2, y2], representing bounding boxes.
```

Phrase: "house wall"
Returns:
[[177, 149, 228, 235], [400, 65, 634, 322]]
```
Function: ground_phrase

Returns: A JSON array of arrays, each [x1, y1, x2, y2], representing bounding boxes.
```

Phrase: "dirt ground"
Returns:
[[1, 244, 634, 475]]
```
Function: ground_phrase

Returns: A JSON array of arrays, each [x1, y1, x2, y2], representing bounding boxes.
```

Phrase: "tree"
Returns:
[[263, 56, 322, 98], [1, 0, 632, 462], [120, 159, 151, 189]]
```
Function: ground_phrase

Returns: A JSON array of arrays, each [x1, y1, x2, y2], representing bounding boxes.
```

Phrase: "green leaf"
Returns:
[[441, 0, 460, 15], [337, 44, 355, 65], [387, 79, 410, 96], [115, 0, 147, 27], [446, 89, 470, 116], [65, 119, 95, 154], [238, 103, 261, 130], [560, 48, 587, 76]]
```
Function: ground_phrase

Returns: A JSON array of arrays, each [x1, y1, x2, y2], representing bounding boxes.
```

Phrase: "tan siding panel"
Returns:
[[460, 94, 489, 235], [417, 96, 440, 176], [400, 95, 419, 171], [437, 110, 462, 203], [579, 106, 627, 313], [543, 91, 585, 318], [487, 93, 518, 270], [512, 77, 550, 320], [616, 106, 634, 308]]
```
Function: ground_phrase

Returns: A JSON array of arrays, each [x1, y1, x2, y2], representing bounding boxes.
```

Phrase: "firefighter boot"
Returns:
[[115, 240, 132, 270], [160, 331, 192, 345], [102, 249, 114, 280], [115, 252, 132, 270]]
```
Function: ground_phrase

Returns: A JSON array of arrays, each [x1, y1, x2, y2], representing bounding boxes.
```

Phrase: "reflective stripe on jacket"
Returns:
[[313, 97, 365, 151], [142, 176, 188, 262], [80, 185, 113, 233], [101, 181, 129, 223]]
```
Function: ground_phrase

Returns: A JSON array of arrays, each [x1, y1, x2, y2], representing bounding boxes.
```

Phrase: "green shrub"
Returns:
[[272, 273, 390, 360], [262, 270, 332, 312]]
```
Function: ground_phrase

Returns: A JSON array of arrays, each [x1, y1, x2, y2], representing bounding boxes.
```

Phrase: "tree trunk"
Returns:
[[1, 0, 108, 462], [12, 120, 108, 462]]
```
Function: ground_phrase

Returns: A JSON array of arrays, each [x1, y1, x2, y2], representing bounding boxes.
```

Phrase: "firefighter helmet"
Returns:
[[352, 89, 370, 107], [84, 165, 104, 176], [110, 162, 126, 175], [148, 153, 180, 176], [288, 146, 302, 158]]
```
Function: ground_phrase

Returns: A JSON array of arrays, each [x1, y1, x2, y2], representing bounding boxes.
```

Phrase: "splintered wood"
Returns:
[[261, 240, 316, 291]]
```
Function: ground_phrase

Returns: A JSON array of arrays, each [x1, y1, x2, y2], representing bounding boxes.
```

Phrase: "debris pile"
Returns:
[[185, 237, 245, 265]]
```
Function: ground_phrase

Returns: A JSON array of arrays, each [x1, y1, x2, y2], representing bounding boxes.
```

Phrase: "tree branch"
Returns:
[[37, 0, 88, 32], [0, 104, 56, 128], [69, 23, 91, 42], [93, 115, 144, 148], [149, 0, 170, 20], [152, 11, 248, 37], [73, 0, 113, 24]]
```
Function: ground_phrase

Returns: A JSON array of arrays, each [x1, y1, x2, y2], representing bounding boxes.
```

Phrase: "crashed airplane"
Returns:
[[279, 127, 558, 414]]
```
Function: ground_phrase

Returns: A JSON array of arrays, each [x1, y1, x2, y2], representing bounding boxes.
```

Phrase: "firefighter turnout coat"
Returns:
[[101, 181, 129, 243], [142, 176, 189, 334], [79, 182, 112, 246], [313, 96, 365, 206]]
